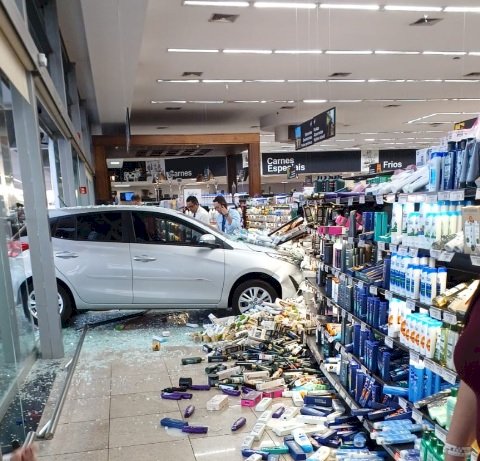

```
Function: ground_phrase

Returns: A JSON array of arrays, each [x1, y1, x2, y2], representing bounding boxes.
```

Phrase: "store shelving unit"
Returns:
[[246, 204, 293, 230]]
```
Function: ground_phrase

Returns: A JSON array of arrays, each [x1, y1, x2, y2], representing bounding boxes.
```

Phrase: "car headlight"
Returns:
[[266, 252, 297, 266]]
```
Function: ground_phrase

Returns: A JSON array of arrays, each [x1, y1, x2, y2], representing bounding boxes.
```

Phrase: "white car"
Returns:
[[10, 205, 303, 324]]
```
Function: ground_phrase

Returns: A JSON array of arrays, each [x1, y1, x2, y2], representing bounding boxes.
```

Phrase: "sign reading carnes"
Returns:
[[265, 157, 306, 174], [262, 151, 361, 176]]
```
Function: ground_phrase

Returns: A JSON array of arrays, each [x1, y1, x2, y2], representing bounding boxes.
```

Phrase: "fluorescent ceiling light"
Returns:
[[325, 50, 373, 54], [168, 48, 219, 53], [151, 100, 187, 104], [190, 100, 224, 103], [303, 99, 328, 103], [183, 0, 249, 5], [384, 5, 443, 11], [420, 79, 443, 82], [458, 98, 480, 101], [444, 6, 480, 13], [399, 99, 428, 102], [364, 138, 376, 141], [233, 100, 262, 103], [287, 79, 326, 82], [374, 50, 420, 55], [223, 49, 272, 54], [328, 79, 366, 83], [368, 79, 405, 82], [109, 161, 121, 165], [252, 79, 285, 82], [469, 52, 480, 55], [445, 79, 479, 83], [273, 100, 295, 103], [162, 79, 200, 83], [337, 139, 355, 142], [202, 79, 243, 83], [330, 99, 363, 102], [423, 51, 467, 56], [274, 49, 323, 54], [320, 3, 379, 10], [254, 2, 317, 8]]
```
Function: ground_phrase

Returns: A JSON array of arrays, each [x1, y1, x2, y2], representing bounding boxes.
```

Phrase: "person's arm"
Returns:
[[445, 380, 477, 460], [225, 208, 241, 231]]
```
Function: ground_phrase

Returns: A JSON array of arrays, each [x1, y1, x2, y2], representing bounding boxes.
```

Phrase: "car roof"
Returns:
[[48, 205, 181, 218]]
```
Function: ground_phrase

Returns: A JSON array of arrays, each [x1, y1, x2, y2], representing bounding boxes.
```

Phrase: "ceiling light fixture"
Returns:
[[325, 50, 373, 54], [320, 3, 380, 10], [445, 79, 479, 83], [233, 100, 262, 103], [443, 6, 480, 13], [374, 50, 420, 55], [384, 5, 443, 11], [151, 100, 187, 104], [254, 2, 317, 9], [423, 51, 467, 55], [252, 79, 285, 82], [162, 79, 200, 83], [328, 79, 366, 82], [287, 79, 326, 82], [167, 48, 219, 53], [202, 79, 243, 82], [189, 100, 224, 103], [469, 52, 480, 56], [330, 99, 363, 102], [223, 49, 273, 54], [183, 0, 249, 5], [303, 99, 328, 103], [274, 49, 323, 54]]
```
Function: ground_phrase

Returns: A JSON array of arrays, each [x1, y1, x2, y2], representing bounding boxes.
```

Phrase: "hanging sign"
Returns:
[[295, 107, 336, 150]]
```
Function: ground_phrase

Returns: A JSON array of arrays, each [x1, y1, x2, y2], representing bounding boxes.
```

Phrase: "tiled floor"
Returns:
[[37, 344, 293, 461]]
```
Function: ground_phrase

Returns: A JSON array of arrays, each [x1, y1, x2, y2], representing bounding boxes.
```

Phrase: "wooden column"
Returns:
[[93, 144, 109, 203], [248, 142, 261, 196], [226, 154, 238, 194]]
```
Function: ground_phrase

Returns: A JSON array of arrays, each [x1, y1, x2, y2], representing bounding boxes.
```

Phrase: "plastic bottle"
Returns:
[[412, 265, 422, 300], [445, 387, 458, 430], [426, 268, 437, 304], [436, 267, 447, 296], [428, 152, 443, 192]]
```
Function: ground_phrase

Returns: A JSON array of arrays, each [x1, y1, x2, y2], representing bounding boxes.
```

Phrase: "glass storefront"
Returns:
[[0, 76, 37, 450]]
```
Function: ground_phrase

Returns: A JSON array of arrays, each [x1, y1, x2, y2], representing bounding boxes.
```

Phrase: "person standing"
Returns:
[[185, 196, 210, 225], [445, 288, 480, 460], [212, 195, 241, 234], [131, 194, 142, 205]]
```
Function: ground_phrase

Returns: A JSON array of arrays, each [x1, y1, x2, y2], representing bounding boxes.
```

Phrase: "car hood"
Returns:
[[228, 238, 288, 256]]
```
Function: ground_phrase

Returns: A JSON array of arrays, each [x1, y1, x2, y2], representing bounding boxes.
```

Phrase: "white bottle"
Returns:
[[427, 268, 437, 304], [412, 265, 422, 300], [428, 152, 443, 192], [436, 267, 447, 296]]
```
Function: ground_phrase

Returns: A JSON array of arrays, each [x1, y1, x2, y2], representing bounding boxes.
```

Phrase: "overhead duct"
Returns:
[[274, 124, 297, 143]]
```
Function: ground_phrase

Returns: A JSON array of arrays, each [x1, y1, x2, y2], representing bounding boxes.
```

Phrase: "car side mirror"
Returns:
[[199, 234, 217, 247]]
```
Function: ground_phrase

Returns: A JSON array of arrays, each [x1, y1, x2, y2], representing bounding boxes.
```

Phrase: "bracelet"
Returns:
[[443, 443, 472, 457]]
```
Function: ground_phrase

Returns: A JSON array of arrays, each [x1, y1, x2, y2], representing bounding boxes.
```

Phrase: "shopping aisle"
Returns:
[[36, 341, 293, 461]]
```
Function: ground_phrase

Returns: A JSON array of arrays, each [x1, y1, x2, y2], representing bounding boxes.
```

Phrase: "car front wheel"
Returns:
[[22, 281, 74, 327], [231, 279, 278, 315]]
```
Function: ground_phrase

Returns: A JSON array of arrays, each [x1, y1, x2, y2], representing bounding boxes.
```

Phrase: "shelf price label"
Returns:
[[320, 262, 325, 271], [398, 194, 408, 204], [348, 277, 353, 285], [369, 285, 378, 295], [412, 408, 424, 424], [384, 290, 393, 301], [471, 255, 480, 267], [430, 307, 443, 321], [386, 194, 396, 203], [358, 240, 366, 247], [377, 241, 386, 251], [426, 193, 438, 204], [398, 397, 408, 409], [438, 191, 450, 201], [416, 194, 427, 203], [359, 195, 366, 204], [450, 189, 465, 201], [430, 249, 441, 259], [410, 350, 420, 362], [441, 368, 458, 385], [348, 313, 353, 322], [476, 189, 480, 200], [406, 299, 416, 311], [348, 197, 354, 206], [384, 336, 394, 348], [375, 195, 384, 205], [408, 247, 419, 257], [443, 312, 457, 325], [335, 342, 341, 351], [435, 425, 447, 443], [438, 251, 455, 262], [340, 273, 346, 282]]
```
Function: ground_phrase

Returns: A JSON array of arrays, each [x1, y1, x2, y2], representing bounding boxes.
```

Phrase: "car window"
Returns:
[[51, 215, 76, 240], [132, 211, 204, 245], [76, 212, 123, 242]]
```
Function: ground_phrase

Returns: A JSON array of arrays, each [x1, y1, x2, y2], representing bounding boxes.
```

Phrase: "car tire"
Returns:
[[22, 280, 74, 327], [231, 279, 278, 315]]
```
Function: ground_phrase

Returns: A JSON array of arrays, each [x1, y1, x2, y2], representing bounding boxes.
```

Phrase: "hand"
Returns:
[[11, 445, 38, 461], [222, 206, 229, 216]]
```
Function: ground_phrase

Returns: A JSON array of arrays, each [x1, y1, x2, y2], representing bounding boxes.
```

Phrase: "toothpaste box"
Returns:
[[262, 387, 285, 399], [206, 394, 229, 411], [241, 390, 262, 407]]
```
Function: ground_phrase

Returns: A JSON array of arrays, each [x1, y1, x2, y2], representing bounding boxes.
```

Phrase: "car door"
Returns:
[[129, 210, 225, 305], [51, 210, 133, 304]]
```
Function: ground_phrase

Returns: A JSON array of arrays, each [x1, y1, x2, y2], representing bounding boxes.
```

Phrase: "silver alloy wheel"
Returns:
[[237, 286, 274, 314], [27, 290, 64, 319]]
